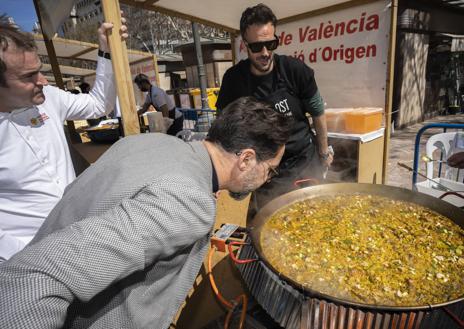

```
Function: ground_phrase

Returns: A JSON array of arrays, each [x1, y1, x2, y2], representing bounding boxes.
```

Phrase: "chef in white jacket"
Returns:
[[0, 15, 128, 261]]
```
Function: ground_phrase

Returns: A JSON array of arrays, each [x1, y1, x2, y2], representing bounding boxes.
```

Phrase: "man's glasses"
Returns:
[[235, 151, 280, 182], [244, 36, 279, 53]]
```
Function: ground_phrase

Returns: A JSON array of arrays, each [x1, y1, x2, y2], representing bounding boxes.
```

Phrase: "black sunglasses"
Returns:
[[245, 36, 279, 53]]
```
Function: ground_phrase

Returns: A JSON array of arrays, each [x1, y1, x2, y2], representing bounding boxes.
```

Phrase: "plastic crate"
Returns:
[[190, 88, 219, 110], [179, 108, 216, 132]]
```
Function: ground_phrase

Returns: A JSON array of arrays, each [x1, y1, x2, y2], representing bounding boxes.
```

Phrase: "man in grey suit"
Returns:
[[0, 96, 291, 329]]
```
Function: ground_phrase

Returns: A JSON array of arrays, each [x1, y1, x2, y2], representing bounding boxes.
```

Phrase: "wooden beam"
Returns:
[[41, 64, 95, 76], [382, 0, 398, 184], [152, 54, 160, 87], [119, 0, 238, 34], [35, 34, 154, 63], [101, 0, 140, 136], [70, 46, 98, 59], [129, 56, 157, 66], [33, 0, 81, 144]]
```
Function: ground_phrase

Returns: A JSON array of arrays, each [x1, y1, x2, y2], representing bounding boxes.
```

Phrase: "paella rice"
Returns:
[[260, 194, 464, 306]]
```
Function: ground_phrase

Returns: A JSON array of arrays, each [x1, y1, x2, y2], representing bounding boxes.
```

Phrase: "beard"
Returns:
[[250, 53, 274, 74], [228, 168, 261, 201], [228, 191, 251, 201]]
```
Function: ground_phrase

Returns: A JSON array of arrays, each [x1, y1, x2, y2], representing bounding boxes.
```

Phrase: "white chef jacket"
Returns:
[[0, 57, 116, 261]]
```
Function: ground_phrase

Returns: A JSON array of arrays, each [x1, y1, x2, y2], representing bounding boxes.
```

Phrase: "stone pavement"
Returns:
[[386, 113, 464, 189]]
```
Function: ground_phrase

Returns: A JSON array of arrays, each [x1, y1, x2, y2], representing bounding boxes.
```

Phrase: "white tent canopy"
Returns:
[[34, 34, 154, 79], [35, 34, 153, 64], [41, 63, 95, 77], [119, 0, 354, 32]]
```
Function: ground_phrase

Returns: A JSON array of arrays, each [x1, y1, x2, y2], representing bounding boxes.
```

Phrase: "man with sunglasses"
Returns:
[[216, 3, 333, 214]]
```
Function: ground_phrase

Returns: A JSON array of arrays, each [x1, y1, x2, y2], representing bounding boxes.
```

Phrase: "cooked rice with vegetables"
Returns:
[[261, 194, 464, 306]]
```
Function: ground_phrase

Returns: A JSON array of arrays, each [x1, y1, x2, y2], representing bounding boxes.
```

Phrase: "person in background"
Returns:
[[134, 73, 183, 136], [216, 4, 333, 214], [0, 14, 128, 261], [0, 97, 291, 329]]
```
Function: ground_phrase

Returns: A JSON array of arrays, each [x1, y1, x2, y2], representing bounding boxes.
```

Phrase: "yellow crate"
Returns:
[[190, 88, 219, 110]]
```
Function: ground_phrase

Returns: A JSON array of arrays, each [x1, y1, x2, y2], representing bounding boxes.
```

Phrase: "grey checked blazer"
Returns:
[[0, 134, 216, 329]]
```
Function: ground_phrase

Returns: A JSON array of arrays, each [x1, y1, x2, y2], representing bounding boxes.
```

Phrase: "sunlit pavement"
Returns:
[[386, 112, 464, 189]]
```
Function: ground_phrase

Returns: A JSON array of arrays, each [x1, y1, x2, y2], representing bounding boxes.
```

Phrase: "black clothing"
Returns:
[[216, 54, 324, 211], [167, 108, 184, 137], [216, 54, 322, 117]]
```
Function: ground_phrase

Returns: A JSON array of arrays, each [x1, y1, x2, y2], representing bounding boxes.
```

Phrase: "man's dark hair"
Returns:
[[134, 73, 151, 86], [207, 96, 291, 161], [0, 14, 37, 87], [240, 3, 277, 38], [79, 82, 91, 94]]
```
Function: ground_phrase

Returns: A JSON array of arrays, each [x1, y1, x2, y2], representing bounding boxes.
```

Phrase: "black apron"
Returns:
[[249, 65, 323, 215]]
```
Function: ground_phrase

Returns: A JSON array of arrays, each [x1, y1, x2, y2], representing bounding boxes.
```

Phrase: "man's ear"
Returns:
[[237, 148, 257, 171]]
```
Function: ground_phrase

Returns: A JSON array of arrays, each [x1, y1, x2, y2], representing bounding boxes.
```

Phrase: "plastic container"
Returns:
[[325, 108, 353, 132], [345, 107, 383, 134], [190, 88, 220, 110]]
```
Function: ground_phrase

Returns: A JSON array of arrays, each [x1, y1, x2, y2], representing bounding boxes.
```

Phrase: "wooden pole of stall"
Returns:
[[382, 0, 398, 183], [101, 0, 140, 136], [230, 34, 237, 65], [153, 54, 160, 87], [33, 0, 81, 144]]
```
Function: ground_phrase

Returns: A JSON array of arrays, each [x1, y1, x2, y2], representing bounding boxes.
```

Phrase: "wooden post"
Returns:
[[33, 0, 81, 144], [101, 0, 140, 136], [230, 34, 237, 65], [382, 0, 398, 183], [152, 54, 160, 87]]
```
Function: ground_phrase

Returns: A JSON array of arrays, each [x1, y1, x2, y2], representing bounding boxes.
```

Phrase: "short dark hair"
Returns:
[[207, 96, 291, 161], [240, 3, 277, 38], [134, 73, 151, 86], [79, 82, 90, 93], [0, 15, 37, 87]]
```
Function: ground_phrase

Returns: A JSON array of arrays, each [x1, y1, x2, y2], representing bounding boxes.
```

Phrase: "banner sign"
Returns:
[[235, 0, 391, 108]]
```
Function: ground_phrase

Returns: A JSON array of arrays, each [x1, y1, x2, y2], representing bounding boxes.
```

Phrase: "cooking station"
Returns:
[[234, 184, 464, 329]]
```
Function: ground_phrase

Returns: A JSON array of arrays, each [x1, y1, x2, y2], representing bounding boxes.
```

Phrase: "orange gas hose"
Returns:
[[208, 247, 233, 309], [208, 246, 248, 329]]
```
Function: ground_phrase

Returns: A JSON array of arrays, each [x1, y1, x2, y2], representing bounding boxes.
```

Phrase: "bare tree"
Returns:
[[122, 4, 228, 54], [61, 4, 229, 54]]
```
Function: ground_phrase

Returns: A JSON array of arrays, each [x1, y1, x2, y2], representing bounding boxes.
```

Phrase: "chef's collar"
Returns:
[[9, 107, 30, 115], [211, 160, 219, 193]]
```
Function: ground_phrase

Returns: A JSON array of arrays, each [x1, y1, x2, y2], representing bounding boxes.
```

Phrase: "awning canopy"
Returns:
[[35, 34, 153, 63], [34, 34, 154, 78], [41, 63, 95, 78], [119, 0, 353, 33]]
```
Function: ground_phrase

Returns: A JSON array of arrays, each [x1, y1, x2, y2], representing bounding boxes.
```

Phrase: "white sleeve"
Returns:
[[0, 230, 26, 262], [57, 57, 116, 121]]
